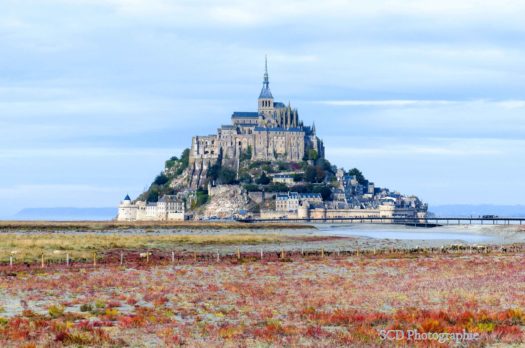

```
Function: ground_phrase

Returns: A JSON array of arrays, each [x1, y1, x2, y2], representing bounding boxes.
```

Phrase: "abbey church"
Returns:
[[189, 58, 324, 188]]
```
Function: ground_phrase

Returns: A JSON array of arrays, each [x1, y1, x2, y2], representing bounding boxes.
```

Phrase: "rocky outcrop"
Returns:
[[199, 185, 249, 219]]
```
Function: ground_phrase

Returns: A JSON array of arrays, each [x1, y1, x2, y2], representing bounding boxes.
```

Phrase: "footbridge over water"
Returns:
[[250, 216, 525, 226]]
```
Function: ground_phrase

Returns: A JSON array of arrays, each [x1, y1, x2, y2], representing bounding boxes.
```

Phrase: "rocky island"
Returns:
[[118, 59, 427, 222]]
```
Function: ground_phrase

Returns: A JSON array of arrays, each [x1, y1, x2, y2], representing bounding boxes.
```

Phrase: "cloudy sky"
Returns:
[[1, 0, 524, 216]]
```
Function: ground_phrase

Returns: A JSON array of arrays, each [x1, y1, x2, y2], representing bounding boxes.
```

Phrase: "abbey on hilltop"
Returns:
[[117, 58, 428, 222], [188, 57, 324, 188]]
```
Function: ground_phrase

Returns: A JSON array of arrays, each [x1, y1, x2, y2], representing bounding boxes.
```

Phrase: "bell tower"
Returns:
[[258, 56, 274, 117]]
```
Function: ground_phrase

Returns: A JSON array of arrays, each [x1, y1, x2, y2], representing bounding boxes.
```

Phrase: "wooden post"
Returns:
[[41, 254, 45, 268], [66, 253, 70, 267], [301, 247, 304, 256], [93, 252, 97, 267], [171, 251, 175, 264], [9, 256, 13, 268], [280, 248, 285, 259], [260, 248, 263, 260], [193, 251, 197, 262], [120, 252, 124, 266], [216, 250, 220, 262], [321, 248, 324, 258], [357, 248, 360, 257], [236, 247, 240, 260], [146, 252, 150, 264], [373, 248, 376, 255]]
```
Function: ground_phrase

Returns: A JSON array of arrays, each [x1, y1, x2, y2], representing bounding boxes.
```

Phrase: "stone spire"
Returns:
[[259, 55, 273, 99]]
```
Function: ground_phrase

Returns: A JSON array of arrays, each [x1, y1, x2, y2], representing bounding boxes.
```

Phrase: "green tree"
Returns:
[[304, 166, 317, 183], [292, 173, 303, 182], [304, 165, 325, 183], [265, 183, 288, 192], [180, 148, 190, 168], [192, 188, 209, 208], [348, 168, 366, 184], [147, 189, 159, 202], [218, 167, 237, 184], [165, 156, 179, 169], [240, 146, 252, 162], [238, 172, 253, 184], [207, 163, 220, 182], [256, 172, 271, 185], [313, 185, 333, 201], [308, 149, 319, 161], [243, 184, 260, 192], [153, 173, 169, 186]]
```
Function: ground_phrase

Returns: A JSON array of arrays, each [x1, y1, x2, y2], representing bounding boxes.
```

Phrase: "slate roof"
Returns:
[[259, 86, 273, 99], [254, 127, 303, 132], [232, 112, 259, 118]]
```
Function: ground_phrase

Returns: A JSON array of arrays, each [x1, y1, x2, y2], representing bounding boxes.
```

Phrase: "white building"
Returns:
[[272, 174, 294, 184], [117, 194, 186, 221], [275, 192, 323, 212]]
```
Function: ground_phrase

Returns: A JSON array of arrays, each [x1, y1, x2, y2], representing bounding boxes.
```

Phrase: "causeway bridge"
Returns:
[[250, 216, 525, 226]]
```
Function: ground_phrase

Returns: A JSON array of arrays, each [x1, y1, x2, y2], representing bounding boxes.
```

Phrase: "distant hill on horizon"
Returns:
[[429, 204, 525, 217], [11, 207, 117, 221]]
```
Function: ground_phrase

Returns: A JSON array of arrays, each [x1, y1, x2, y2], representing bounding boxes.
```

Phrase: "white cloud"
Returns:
[[315, 100, 458, 107], [328, 144, 500, 158], [0, 147, 178, 159], [314, 99, 525, 109]]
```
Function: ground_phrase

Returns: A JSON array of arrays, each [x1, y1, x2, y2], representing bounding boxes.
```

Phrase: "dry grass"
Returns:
[[0, 220, 313, 231], [0, 233, 296, 262]]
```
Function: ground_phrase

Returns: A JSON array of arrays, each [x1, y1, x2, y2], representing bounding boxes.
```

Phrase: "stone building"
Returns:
[[275, 192, 323, 212], [189, 58, 324, 188], [117, 194, 186, 221], [272, 174, 294, 184]]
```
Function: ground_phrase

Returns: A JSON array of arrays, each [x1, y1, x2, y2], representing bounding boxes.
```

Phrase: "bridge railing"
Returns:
[[251, 216, 525, 225]]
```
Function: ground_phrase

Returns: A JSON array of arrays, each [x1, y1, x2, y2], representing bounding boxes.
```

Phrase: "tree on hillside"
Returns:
[[180, 148, 190, 168], [240, 146, 252, 162], [256, 172, 271, 185], [308, 149, 318, 161], [348, 168, 366, 184], [304, 165, 326, 183], [147, 189, 159, 202], [218, 167, 237, 184], [313, 185, 333, 201], [154, 173, 169, 186]]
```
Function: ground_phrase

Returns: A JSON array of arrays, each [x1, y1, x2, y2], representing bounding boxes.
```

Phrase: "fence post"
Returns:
[[41, 254, 45, 268], [66, 253, 70, 267], [280, 248, 285, 259], [216, 250, 220, 262], [236, 247, 240, 260], [260, 248, 263, 260], [321, 248, 324, 258], [9, 256, 13, 268], [171, 251, 175, 264], [120, 252, 124, 266], [93, 252, 97, 267]]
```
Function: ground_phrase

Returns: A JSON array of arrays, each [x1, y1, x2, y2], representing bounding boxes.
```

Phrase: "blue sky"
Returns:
[[1, 0, 525, 216]]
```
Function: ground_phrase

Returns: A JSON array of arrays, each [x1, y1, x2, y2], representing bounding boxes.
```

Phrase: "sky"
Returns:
[[1, 0, 525, 216]]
